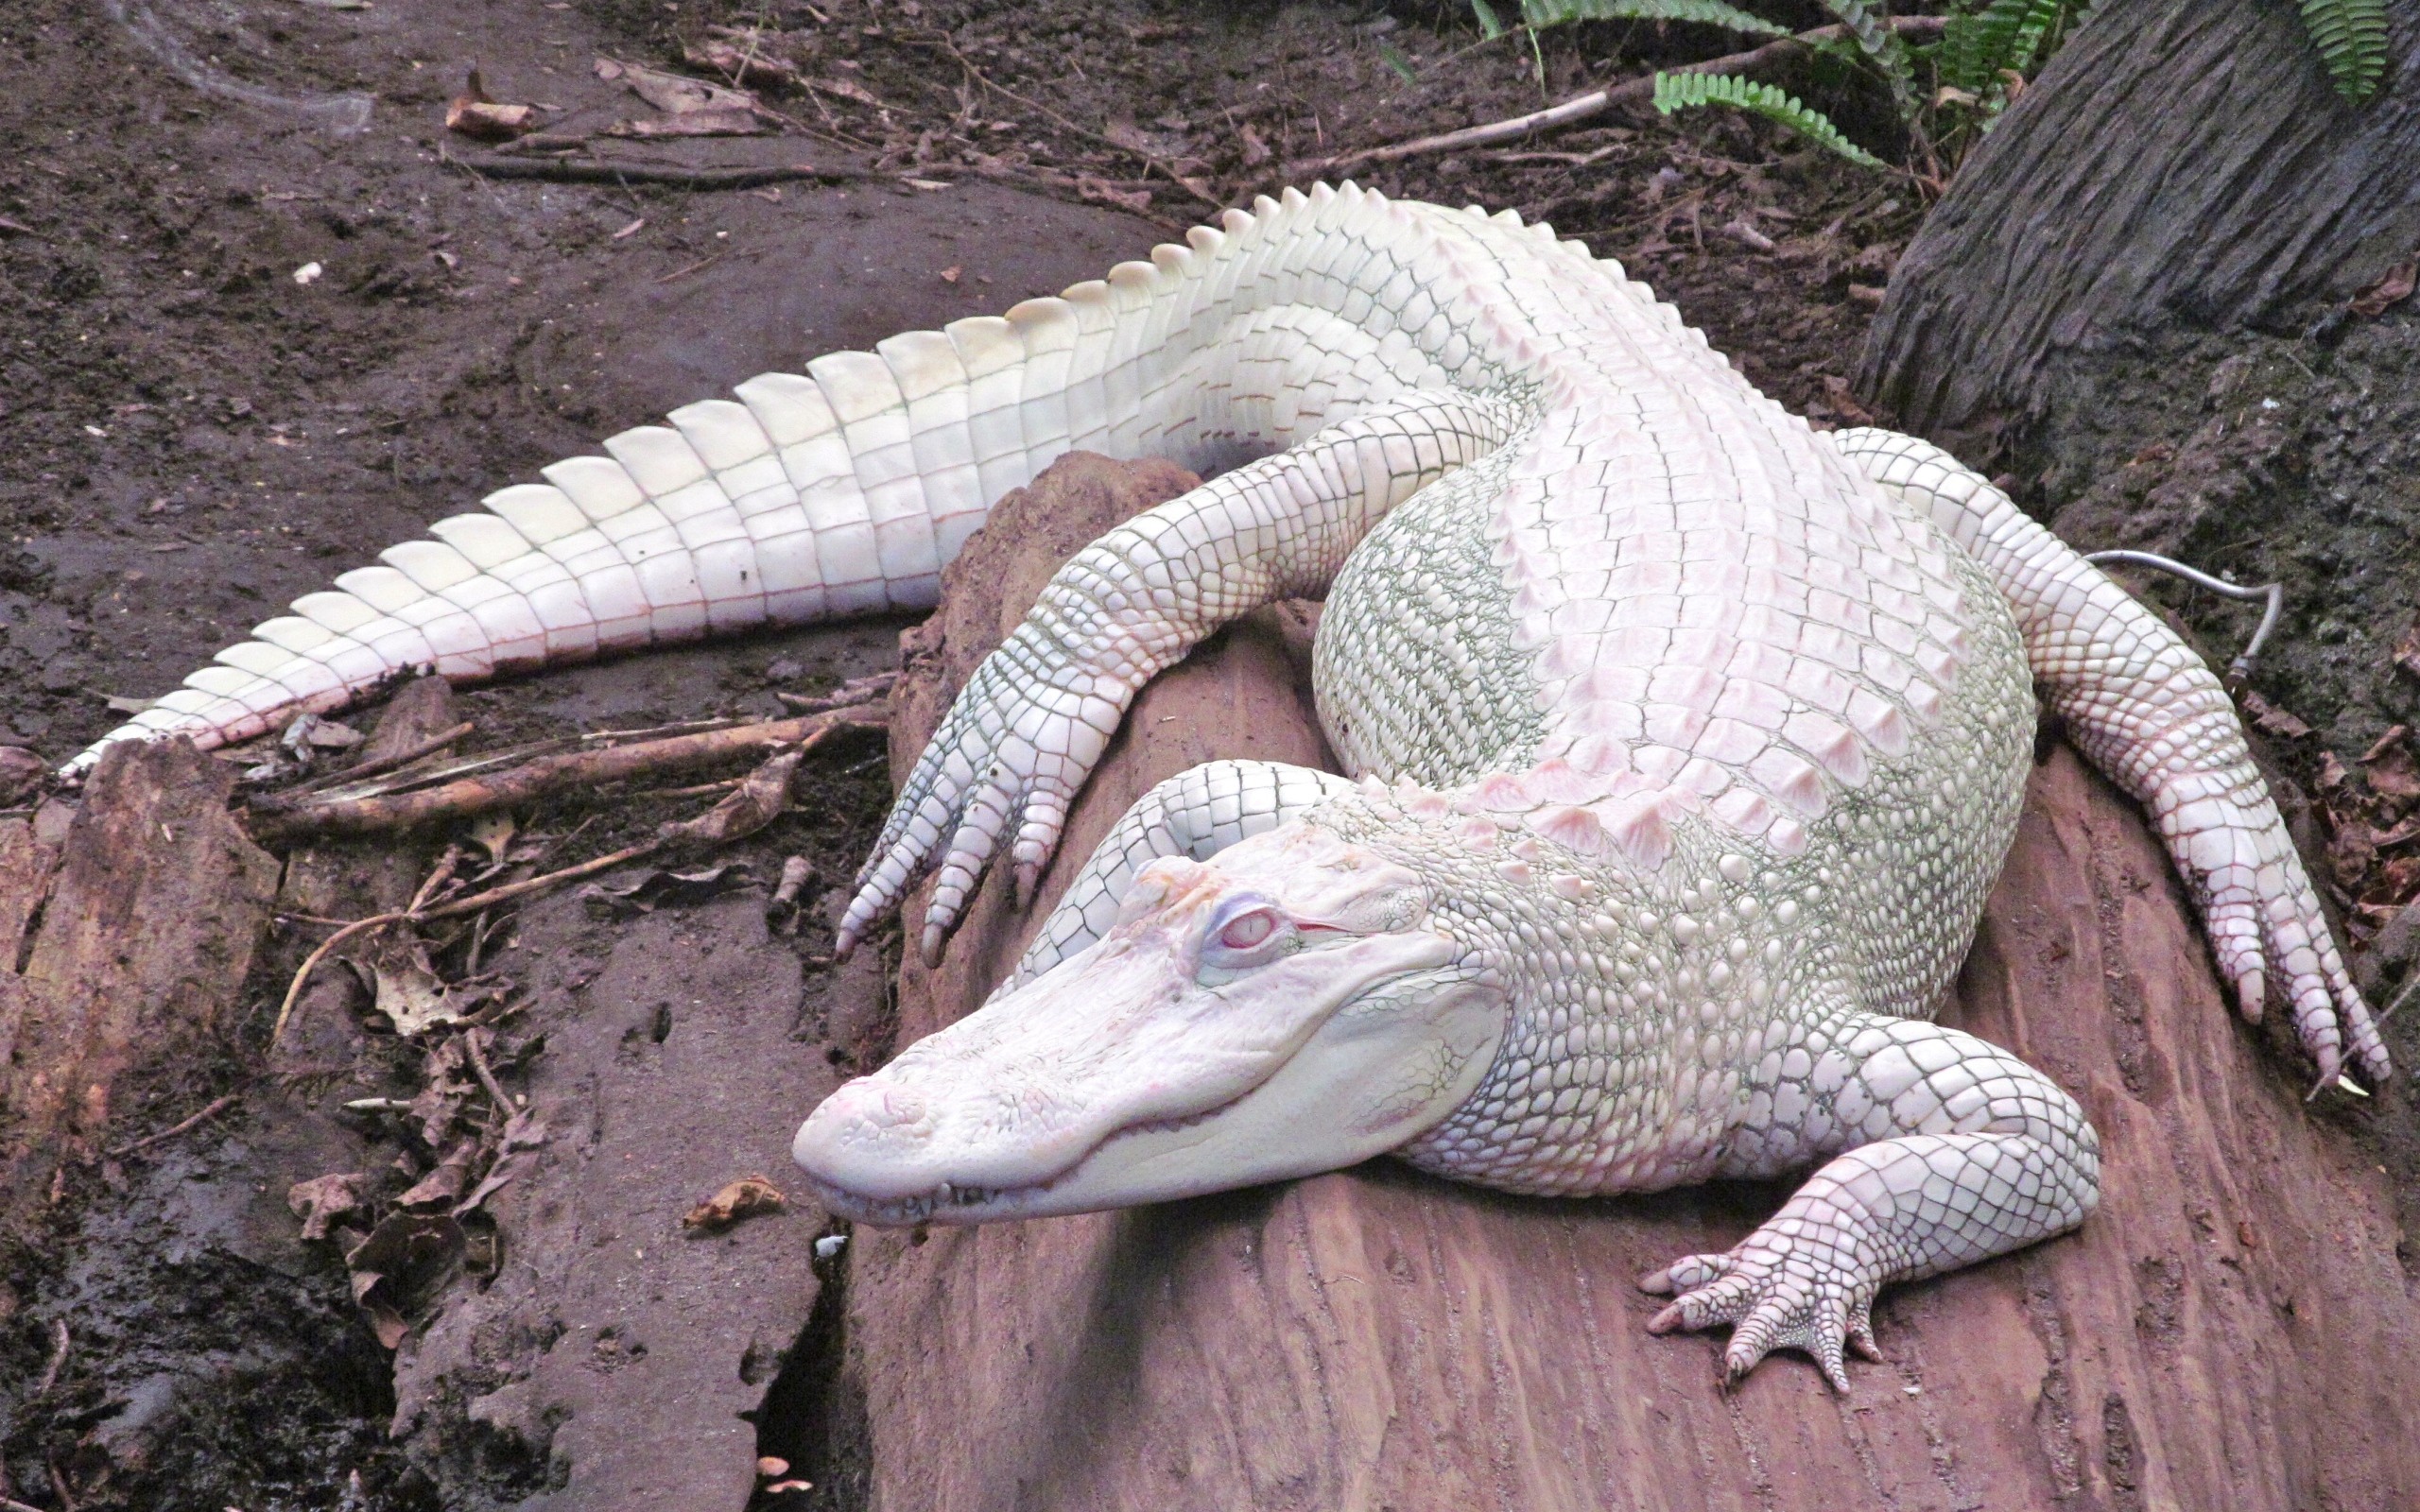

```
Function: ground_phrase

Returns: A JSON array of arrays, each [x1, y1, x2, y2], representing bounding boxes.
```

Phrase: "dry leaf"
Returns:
[[370, 940, 465, 1036], [2238, 689, 2314, 740], [684, 35, 802, 86], [683, 1175, 787, 1232], [811, 76, 881, 107], [447, 69, 539, 142], [580, 861, 754, 917], [604, 107, 767, 138], [345, 1212, 466, 1348], [1237, 122, 1270, 167], [1820, 374, 1876, 426], [286, 1172, 370, 1242], [1076, 177, 1152, 214], [661, 747, 801, 845], [2349, 260, 2417, 319], [398, 1142, 478, 1211], [468, 809, 516, 865], [2395, 619, 2420, 683], [609, 58, 760, 116]]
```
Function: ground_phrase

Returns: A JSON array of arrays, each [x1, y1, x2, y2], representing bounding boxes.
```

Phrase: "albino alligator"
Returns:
[[87, 183, 2386, 1387]]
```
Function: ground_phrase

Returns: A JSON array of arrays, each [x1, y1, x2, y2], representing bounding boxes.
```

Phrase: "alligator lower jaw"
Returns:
[[800, 1102, 1236, 1227]]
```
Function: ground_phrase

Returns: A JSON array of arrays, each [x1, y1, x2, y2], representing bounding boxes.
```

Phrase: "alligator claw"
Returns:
[[1642, 1239, 1883, 1393]]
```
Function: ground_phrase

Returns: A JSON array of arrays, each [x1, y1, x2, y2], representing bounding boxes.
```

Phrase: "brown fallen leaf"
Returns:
[[2349, 260, 2417, 320], [286, 1172, 370, 1242], [661, 747, 801, 845], [367, 936, 467, 1037], [346, 1212, 466, 1349], [2238, 689, 2314, 740], [603, 107, 768, 138], [683, 1174, 787, 1232], [810, 75, 882, 108], [685, 34, 803, 87], [1076, 176, 1153, 214], [447, 68, 539, 143], [603, 57, 762, 117], [2395, 618, 2420, 683], [398, 1141, 478, 1211], [2361, 724, 2410, 764]]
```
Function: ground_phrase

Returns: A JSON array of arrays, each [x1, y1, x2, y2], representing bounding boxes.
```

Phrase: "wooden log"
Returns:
[[843, 458, 2420, 1511], [0, 739, 281, 1227]]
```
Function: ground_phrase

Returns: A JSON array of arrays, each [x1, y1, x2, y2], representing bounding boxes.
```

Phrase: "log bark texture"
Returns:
[[845, 457, 2420, 1511], [0, 740, 280, 1233], [1859, 0, 2420, 446]]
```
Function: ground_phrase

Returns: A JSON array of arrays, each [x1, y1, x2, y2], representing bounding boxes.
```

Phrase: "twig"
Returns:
[[249, 704, 883, 844], [285, 721, 475, 798], [34, 1318, 69, 1397], [1304, 16, 1946, 171], [4, 1496, 50, 1512], [460, 1029, 514, 1116], [104, 1094, 238, 1160], [904, 31, 1223, 209], [420, 839, 664, 921], [273, 914, 405, 1045], [458, 156, 875, 191]]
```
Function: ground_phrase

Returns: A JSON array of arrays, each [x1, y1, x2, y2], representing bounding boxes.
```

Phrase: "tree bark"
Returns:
[[843, 457, 2420, 1512], [1860, 0, 2420, 448]]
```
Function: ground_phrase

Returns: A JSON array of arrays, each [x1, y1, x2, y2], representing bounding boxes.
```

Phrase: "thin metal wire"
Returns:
[[2084, 549, 2284, 684]]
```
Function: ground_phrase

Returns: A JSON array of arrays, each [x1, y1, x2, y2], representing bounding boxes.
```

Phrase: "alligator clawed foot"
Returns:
[[1641, 1239, 1884, 1391]]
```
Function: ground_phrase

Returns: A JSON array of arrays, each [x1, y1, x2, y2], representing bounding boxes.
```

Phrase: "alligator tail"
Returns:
[[67, 180, 1566, 774]]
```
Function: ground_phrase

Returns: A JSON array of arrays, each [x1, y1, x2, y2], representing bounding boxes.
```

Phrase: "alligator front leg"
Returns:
[[1645, 1013, 2100, 1389], [840, 391, 1517, 962], [1832, 428, 2389, 1087]]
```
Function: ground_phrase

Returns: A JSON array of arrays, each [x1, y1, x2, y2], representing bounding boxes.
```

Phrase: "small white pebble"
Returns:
[[1903, 1384, 1922, 1396], [293, 262, 323, 285], [814, 1233, 847, 1259]]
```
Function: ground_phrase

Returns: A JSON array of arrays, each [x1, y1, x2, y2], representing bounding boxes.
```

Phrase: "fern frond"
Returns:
[[1652, 70, 1887, 167], [1821, 0, 1920, 110], [1469, 0, 1509, 41], [1518, 0, 1789, 37], [2297, 0, 2390, 104]]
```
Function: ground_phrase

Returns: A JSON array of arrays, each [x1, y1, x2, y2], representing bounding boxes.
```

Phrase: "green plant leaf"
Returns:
[[1652, 69, 1887, 168], [1519, 0, 1789, 36], [1820, 0, 1919, 111], [2297, 0, 2390, 104], [1470, 0, 1509, 41], [1377, 37, 1420, 86]]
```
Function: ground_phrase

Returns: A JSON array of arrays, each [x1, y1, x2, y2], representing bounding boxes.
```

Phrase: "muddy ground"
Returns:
[[0, 2, 2411, 1510]]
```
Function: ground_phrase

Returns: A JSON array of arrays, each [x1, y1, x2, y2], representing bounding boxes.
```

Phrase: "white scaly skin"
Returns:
[[99, 183, 2383, 1386]]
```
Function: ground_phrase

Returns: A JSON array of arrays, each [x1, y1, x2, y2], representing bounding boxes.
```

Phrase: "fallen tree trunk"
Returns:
[[841, 457, 2420, 1511]]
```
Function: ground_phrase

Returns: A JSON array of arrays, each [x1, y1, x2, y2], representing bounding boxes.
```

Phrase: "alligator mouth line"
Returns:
[[802, 1097, 1242, 1226]]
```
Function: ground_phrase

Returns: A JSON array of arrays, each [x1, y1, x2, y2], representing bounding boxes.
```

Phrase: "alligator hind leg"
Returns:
[[1645, 1012, 2100, 1389], [1832, 427, 2388, 1086], [1001, 759, 1360, 990]]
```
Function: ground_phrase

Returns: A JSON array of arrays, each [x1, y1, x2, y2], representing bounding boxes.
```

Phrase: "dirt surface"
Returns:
[[2, 2, 2406, 1510]]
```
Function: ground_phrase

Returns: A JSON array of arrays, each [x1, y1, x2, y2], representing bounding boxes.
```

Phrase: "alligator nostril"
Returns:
[[829, 1079, 925, 1132]]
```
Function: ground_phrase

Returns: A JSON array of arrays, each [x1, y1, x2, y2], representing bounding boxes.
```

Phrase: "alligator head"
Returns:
[[791, 820, 1510, 1224]]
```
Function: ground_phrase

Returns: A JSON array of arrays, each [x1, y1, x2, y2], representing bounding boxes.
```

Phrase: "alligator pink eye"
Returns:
[[1218, 910, 1276, 951]]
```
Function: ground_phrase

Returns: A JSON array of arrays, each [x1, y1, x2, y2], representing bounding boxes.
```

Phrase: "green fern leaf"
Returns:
[[1469, 0, 1509, 41], [1518, 0, 1790, 36], [1652, 70, 1887, 167], [2297, 0, 2390, 104], [1821, 0, 1920, 111]]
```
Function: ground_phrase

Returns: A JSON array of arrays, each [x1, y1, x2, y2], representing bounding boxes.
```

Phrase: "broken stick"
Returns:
[[1300, 16, 1945, 171], [249, 703, 883, 845]]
